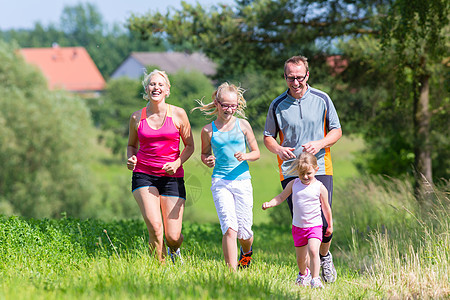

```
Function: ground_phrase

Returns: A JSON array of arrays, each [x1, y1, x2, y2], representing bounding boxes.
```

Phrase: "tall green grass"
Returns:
[[333, 176, 449, 299], [0, 177, 448, 299]]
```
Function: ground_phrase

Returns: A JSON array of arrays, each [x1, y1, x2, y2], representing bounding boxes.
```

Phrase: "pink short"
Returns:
[[292, 225, 323, 247]]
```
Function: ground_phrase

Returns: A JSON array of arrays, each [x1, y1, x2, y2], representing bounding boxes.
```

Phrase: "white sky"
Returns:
[[0, 0, 235, 30]]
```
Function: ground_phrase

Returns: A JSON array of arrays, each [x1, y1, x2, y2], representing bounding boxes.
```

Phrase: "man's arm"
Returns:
[[264, 135, 296, 161], [301, 128, 342, 155]]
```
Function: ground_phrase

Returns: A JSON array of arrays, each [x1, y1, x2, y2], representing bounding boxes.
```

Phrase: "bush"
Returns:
[[0, 41, 95, 218]]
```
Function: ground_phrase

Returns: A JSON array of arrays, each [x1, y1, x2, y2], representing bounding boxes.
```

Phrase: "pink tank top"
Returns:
[[134, 105, 184, 177], [292, 179, 323, 228]]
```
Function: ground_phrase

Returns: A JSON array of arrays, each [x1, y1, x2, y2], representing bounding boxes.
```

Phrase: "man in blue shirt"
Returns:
[[264, 55, 342, 283]]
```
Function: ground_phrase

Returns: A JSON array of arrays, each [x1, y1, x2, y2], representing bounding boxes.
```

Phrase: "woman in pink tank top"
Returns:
[[127, 69, 194, 263]]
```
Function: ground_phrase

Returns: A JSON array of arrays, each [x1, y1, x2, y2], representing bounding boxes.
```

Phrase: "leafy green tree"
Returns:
[[167, 70, 216, 128], [380, 0, 449, 196], [0, 41, 95, 218], [87, 77, 144, 157], [128, 0, 380, 81], [334, 34, 449, 181], [60, 3, 104, 41], [328, 1, 450, 193]]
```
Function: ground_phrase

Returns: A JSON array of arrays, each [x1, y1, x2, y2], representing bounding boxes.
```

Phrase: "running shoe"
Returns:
[[295, 268, 312, 287], [238, 247, 253, 269], [310, 277, 324, 289], [167, 247, 184, 264], [320, 251, 337, 283]]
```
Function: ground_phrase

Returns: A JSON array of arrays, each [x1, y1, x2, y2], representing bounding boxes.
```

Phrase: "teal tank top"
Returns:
[[211, 118, 251, 180]]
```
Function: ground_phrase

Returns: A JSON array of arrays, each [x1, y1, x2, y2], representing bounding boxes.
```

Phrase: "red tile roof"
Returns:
[[19, 46, 105, 92]]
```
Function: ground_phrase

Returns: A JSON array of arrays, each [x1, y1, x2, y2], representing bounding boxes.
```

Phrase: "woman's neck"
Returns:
[[147, 100, 167, 114]]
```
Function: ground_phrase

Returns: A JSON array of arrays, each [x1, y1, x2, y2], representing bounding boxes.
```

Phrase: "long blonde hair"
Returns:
[[287, 152, 318, 177], [191, 82, 247, 119], [142, 69, 171, 100]]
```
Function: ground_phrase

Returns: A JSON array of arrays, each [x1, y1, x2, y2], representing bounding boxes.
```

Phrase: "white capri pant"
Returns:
[[211, 178, 254, 240]]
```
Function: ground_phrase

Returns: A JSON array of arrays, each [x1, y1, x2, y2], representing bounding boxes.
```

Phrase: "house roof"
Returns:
[[19, 46, 105, 92], [129, 52, 216, 76]]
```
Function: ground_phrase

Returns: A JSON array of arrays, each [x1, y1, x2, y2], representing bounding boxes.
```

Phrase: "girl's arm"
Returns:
[[262, 180, 294, 210], [200, 123, 215, 168], [234, 119, 260, 162], [319, 184, 333, 237], [163, 107, 195, 175], [126, 110, 140, 171]]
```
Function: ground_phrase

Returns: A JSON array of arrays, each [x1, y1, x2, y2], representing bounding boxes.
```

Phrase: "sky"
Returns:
[[0, 0, 235, 30]]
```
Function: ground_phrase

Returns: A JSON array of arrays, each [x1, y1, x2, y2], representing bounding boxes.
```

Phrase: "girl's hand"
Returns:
[[325, 225, 333, 237], [234, 151, 247, 162], [162, 160, 181, 175], [204, 155, 216, 168], [127, 155, 137, 171], [262, 202, 271, 210]]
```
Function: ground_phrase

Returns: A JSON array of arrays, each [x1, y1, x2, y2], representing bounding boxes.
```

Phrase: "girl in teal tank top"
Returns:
[[211, 118, 251, 180], [192, 82, 260, 271]]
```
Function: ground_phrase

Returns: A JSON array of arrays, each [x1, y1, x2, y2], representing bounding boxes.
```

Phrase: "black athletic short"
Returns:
[[132, 172, 186, 200], [281, 175, 333, 243]]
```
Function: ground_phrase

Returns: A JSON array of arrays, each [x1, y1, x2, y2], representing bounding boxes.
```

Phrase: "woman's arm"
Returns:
[[126, 110, 141, 171], [200, 123, 215, 168]]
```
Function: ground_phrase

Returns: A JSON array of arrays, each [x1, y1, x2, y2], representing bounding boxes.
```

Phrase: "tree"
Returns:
[[87, 77, 143, 157], [380, 0, 449, 197], [0, 41, 95, 217], [168, 70, 216, 128], [333, 35, 449, 181], [60, 3, 104, 44]]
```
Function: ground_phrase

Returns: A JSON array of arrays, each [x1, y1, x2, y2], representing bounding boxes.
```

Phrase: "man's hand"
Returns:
[[302, 141, 323, 155], [277, 146, 296, 161]]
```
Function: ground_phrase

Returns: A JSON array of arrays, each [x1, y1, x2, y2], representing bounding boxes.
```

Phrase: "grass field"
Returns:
[[1, 130, 448, 299], [0, 194, 447, 299]]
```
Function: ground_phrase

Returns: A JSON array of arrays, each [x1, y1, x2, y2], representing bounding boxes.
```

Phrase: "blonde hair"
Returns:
[[287, 152, 318, 177], [191, 82, 247, 119], [142, 69, 171, 100]]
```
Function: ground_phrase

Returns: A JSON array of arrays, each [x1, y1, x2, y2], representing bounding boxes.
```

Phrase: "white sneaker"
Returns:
[[168, 247, 184, 264], [295, 268, 312, 287], [311, 277, 324, 289], [320, 252, 337, 283]]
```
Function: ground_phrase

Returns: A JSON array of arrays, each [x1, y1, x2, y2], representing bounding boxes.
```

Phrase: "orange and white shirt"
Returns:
[[264, 85, 341, 180]]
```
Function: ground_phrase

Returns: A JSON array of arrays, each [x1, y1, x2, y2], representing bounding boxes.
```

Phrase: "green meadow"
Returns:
[[1, 132, 448, 299]]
